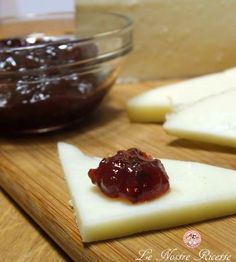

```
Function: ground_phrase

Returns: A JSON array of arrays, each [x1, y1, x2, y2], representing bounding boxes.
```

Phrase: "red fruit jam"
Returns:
[[88, 148, 170, 203], [0, 35, 116, 134]]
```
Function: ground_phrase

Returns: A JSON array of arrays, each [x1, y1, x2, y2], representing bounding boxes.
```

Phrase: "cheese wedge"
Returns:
[[127, 67, 236, 122], [58, 143, 236, 242], [164, 89, 236, 148], [76, 0, 236, 79]]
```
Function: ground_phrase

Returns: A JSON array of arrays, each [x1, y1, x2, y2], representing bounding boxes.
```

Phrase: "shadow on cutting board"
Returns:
[[168, 138, 236, 155]]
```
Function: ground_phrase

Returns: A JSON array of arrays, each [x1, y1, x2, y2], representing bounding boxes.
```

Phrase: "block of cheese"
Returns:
[[76, 0, 236, 79], [58, 142, 236, 242], [127, 67, 236, 122], [164, 89, 236, 148]]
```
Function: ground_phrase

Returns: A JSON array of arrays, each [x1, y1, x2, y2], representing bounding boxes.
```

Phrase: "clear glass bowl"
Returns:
[[0, 12, 132, 134]]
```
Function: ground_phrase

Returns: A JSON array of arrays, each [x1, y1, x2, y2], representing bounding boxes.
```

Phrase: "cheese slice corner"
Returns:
[[127, 67, 236, 123], [58, 143, 236, 242], [164, 89, 236, 148]]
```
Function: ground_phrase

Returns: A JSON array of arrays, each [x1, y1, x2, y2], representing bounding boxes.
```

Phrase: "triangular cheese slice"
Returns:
[[127, 67, 236, 122], [164, 89, 236, 148], [58, 143, 236, 242]]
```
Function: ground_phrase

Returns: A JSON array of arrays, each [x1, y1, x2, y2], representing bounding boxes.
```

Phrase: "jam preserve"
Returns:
[[0, 35, 117, 134], [88, 148, 170, 203]]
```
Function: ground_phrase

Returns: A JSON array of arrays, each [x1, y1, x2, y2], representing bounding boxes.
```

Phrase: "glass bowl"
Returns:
[[0, 12, 132, 134]]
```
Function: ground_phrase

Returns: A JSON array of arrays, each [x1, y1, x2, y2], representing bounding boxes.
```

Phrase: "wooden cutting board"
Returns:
[[0, 81, 236, 262]]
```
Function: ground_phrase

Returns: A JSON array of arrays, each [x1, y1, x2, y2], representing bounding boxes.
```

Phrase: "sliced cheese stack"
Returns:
[[76, 0, 236, 79], [164, 90, 236, 148], [127, 67, 236, 122], [58, 143, 236, 242]]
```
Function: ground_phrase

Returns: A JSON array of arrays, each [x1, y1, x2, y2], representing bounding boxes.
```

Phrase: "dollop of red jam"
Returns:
[[88, 148, 170, 203]]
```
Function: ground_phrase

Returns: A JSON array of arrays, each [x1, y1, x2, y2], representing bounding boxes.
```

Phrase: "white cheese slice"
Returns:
[[164, 89, 236, 148], [58, 142, 236, 242], [127, 67, 236, 122]]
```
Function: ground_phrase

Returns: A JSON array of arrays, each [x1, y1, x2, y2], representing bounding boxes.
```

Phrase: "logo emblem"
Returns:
[[183, 230, 201, 248]]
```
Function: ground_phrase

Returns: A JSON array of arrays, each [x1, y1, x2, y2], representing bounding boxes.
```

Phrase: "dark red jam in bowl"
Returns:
[[88, 148, 170, 203], [0, 35, 118, 134]]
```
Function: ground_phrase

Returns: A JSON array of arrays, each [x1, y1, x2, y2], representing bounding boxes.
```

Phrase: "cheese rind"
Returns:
[[58, 143, 236, 242], [164, 89, 236, 148], [127, 67, 236, 122]]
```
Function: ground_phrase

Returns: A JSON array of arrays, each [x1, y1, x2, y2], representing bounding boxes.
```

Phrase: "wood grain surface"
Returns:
[[0, 189, 70, 262], [0, 81, 236, 262]]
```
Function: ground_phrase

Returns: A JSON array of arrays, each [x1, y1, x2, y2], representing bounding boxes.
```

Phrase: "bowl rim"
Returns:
[[0, 11, 133, 52], [0, 11, 133, 74]]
